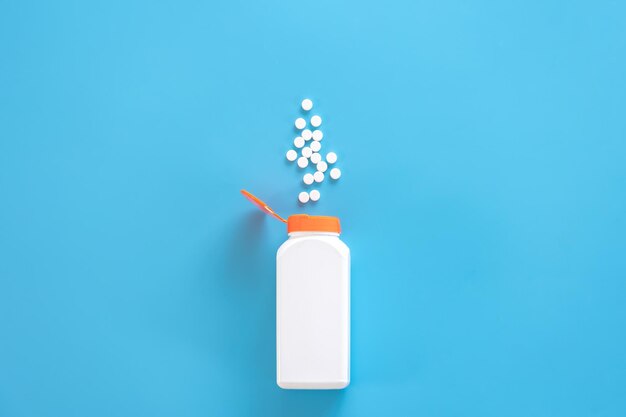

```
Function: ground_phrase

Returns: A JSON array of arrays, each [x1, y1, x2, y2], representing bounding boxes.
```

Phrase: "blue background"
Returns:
[[1, 0, 625, 416]]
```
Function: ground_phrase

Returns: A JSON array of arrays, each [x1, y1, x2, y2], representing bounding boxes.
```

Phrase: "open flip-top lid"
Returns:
[[240, 189, 287, 223], [240, 189, 341, 234]]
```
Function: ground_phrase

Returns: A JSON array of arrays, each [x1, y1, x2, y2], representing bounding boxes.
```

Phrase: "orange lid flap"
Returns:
[[240, 189, 287, 223]]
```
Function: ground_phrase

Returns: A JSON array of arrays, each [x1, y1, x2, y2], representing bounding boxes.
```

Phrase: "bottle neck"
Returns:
[[288, 231, 340, 238]]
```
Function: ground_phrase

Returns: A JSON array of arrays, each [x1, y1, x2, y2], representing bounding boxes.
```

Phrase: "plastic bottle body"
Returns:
[[276, 232, 350, 389]]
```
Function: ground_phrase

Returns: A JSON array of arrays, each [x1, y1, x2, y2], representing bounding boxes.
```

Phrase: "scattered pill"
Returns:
[[286, 150, 297, 161], [298, 191, 310, 204], [312, 130, 323, 141], [295, 118, 306, 129], [294, 136, 305, 148], [310, 152, 322, 164], [313, 171, 324, 183], [288, 106, 340, 196], [310, 115, 322, 127], [297, 157, 309, 168], [302, 129, 313, 141]]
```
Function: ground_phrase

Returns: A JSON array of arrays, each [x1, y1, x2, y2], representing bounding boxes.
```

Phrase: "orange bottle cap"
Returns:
[[287, 214, 341, 234]]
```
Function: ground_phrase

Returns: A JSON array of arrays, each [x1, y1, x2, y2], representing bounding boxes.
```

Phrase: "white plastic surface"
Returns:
[[277, 232, 350, 389]]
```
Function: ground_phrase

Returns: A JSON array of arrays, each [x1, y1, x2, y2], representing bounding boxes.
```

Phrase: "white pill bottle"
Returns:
[[277, 214, 350, 389], [241, 190, 350, 390]]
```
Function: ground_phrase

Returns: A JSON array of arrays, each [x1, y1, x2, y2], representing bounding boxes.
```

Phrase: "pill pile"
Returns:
[[285, 98, 342, 204]]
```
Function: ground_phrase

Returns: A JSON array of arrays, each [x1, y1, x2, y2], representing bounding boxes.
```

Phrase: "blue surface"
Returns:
[[1, 0, 625, 416]]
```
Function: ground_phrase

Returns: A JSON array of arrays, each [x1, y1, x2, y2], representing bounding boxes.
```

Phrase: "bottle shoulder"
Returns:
[[277, 235, 350, 259]]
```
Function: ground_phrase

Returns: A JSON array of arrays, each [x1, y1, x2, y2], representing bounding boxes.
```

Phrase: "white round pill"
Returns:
[[286, 149, 297, 161], [310, 115, 322, 127], [295, 117, 306, 129], [303, 173, 314, 185], [293, 136, 305, 148], [302, 129, 313, 141], [310, 141, 321, 153], [330, 167, 341, 180], [310, 152, 322, 164], [309, 189, 320, 202], [297, 156, 308, 168], [312, 130, 323, 141], [313, 171, 324, 183], [298, 191, 310, 204], [301, 99, 313, 111], [302, 146, 312, 158], [326, 152, 337, 164], [316, 161, 328, 172]]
